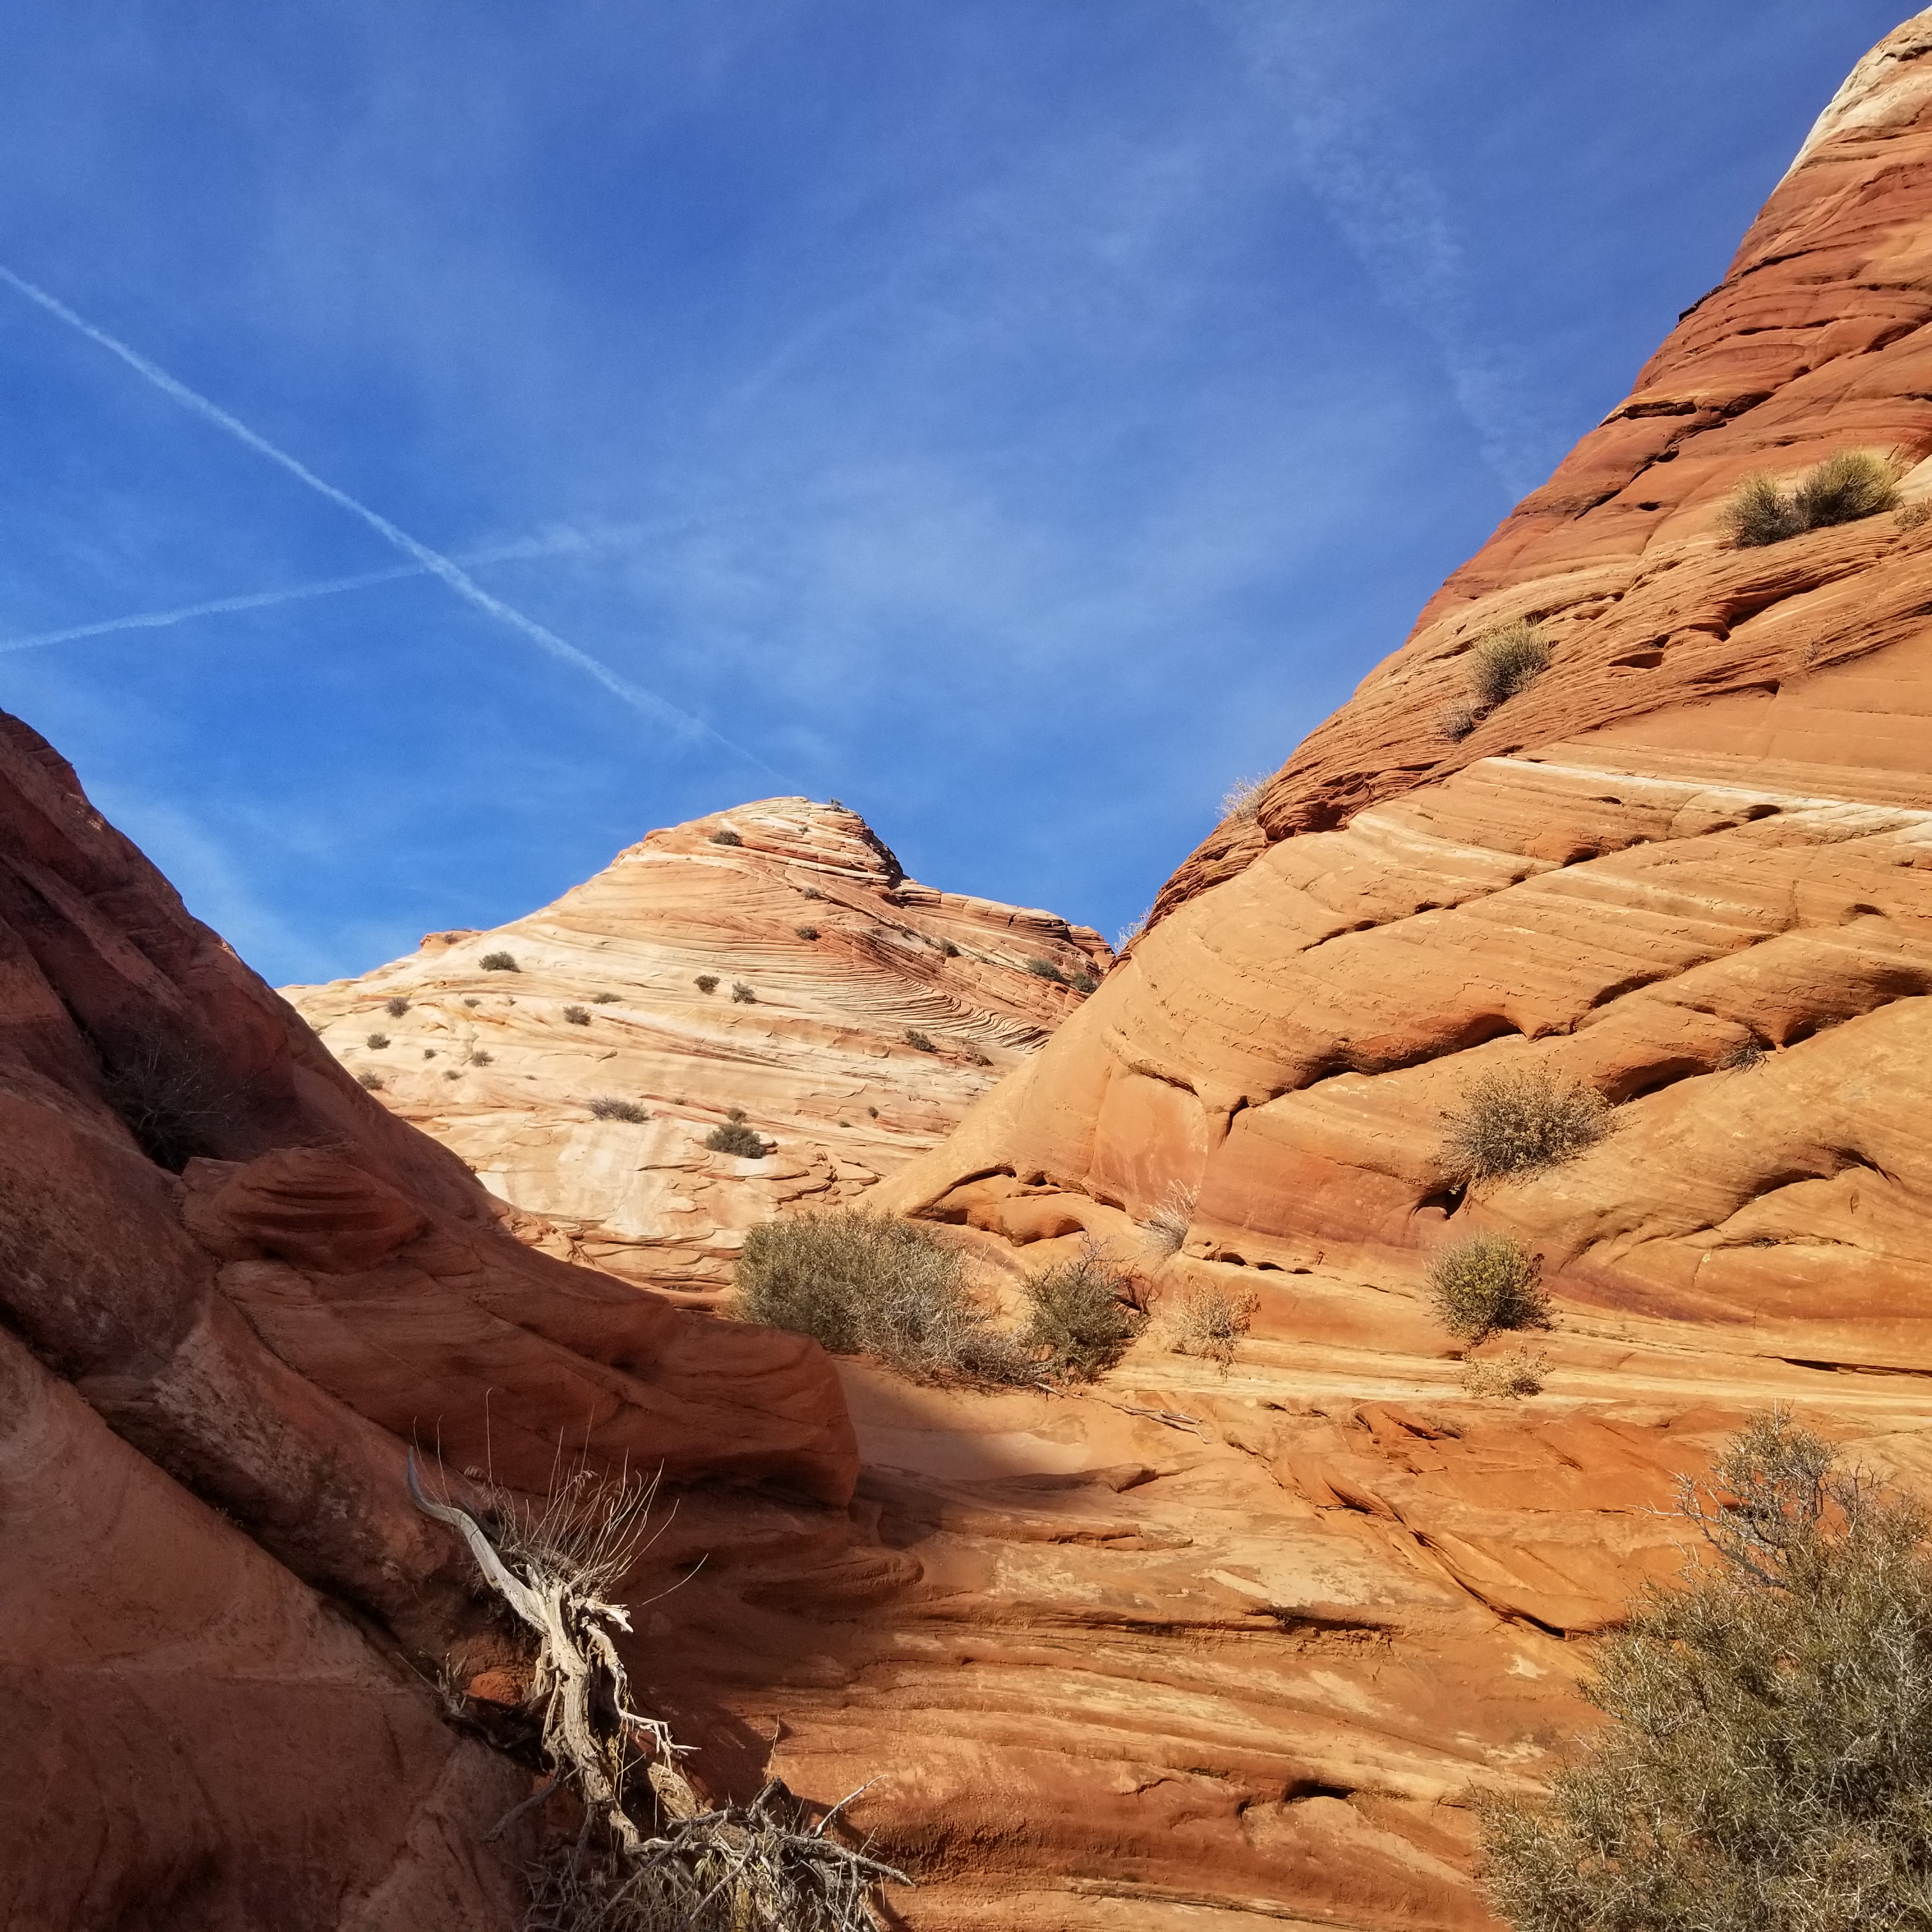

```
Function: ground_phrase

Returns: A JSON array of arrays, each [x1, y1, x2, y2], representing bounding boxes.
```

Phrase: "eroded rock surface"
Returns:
[[284, 797, 1109, 1297], [0, 712, 855, 1924], [665, 17, 1932, 1927]]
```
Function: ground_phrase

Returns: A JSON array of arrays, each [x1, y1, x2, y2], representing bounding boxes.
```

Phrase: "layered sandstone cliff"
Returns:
[[0, 715, 859, 1924], [284, 798, 1108, 1296], [703, 14, 1932, 1928]]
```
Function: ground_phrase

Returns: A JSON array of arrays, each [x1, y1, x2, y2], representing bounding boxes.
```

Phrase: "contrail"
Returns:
[[0, 264, 781, 776], [0, 532, 604, 656]]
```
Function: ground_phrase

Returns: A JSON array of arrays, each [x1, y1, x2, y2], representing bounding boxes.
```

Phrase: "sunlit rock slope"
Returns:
[[285, 798, 1110, 1298]]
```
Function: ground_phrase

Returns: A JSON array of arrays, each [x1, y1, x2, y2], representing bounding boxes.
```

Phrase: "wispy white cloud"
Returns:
[[0, 263, 784, 776], [1211, 2, 1559, 498]]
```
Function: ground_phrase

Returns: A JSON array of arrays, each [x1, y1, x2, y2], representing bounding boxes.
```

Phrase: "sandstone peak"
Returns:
[[285, 797, 1111, 1297]]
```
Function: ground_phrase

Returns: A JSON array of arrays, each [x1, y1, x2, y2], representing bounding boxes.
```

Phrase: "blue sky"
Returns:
[[0, 3, 1911, 983]]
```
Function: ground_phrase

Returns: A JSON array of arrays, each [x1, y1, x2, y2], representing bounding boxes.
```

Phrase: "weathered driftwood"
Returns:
[[407, 1451, 907, 1931]]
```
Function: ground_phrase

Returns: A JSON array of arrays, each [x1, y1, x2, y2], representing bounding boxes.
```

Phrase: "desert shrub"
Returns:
[[1795, 448, 1899, 529], [470, 1048, 493, 1066], [1441, 702, 1479, 742], [1467, 621, 1552, 708], [961, 1045, 992, 1068], [694, 974, 719, 993], [366, 1031, 390, 1049], [1721, 1035, 1768, 1071], [903, 1029, 937, 1052], [1443, 1066, 1610, 1183], [800, 884, 826, 900], [589, 1097, 650, 1123], [731, 980, 756, 1003], [358, 1071, 385, 1091], [866, 1105, 878, 1118], [940, 938, 960, 958], [564, 1004, 590, 1025], [422, 1048, 436, 1060], [1724, 450, 1899, 549], [1897, 500, 1931, 531], [591, 992, 621, 1004], [479, 950, 519, 972], [95, 1037, 249, 1171], [1219, 772, 1269, 824], [706, 1120, 767, 1158], [1165, 1281, 1255, 1368], [1461, 1344, 1549, 1400], [1071, 969, 1099, 993], [796, 925, 820, 940], [709, 829, 742, 847], [385, 995, 409, 1018], [1020, 1241, 1147, 1382], [1480, 1413, 1932, 1932], [1143, 1183, 1196, 1259], [1427, 1234, 1549, 1342], [442, 1070, 459, 1081], [735, 1211, 1027, 1383], [1025, 957, 1067, 983], [463, 996, 481, 1008]]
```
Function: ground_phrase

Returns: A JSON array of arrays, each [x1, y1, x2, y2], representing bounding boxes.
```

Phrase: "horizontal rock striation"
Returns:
[[767, 15, 1932, 1927], [284, 797, 1109, 1296]]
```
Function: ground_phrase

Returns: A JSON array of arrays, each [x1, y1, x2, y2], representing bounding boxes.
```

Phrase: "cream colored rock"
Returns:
[[284, 799, 1110, 1297]]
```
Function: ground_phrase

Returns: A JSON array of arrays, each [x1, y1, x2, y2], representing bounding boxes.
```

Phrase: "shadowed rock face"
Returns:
[[639, 16, 1932, 1928], [283, 796, 1110, 1298], [0, 712, 857, 1923]]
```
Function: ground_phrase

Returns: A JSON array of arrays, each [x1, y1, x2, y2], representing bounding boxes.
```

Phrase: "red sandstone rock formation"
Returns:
[[701, 15, 1932, 1927], [0, 711, 855, 1922], [284, 797, 1109, 1296]]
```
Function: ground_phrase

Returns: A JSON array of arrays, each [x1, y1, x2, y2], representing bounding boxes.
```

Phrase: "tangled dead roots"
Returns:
[[407, 1453, 907, 1931]]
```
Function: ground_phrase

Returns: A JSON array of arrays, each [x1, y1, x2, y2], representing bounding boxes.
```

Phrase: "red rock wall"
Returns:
[[0, 710, 858, 1924]]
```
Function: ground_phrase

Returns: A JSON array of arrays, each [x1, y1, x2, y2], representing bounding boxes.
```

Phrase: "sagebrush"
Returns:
[[1020, 1240, 1146, 1381], [706, 1119, 767, 1157], [733, 1211, 1027, 1382], [1428, 1233, 1548, 1342], [480, 950, 519, 972], [1443, 1067, 1609, 1183], [1724, 448, 1899, 548], [1480, 1413, 1932, 1932], [1467, 621, 1552, 709]]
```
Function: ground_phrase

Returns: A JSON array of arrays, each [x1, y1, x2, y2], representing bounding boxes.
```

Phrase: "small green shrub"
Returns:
[[463, 997, 481, 1008], [1443, 1067, 1610, 1183], [904, 1029, 937, 1052], [1479, 1413, 1932, 1932], [589, 1097, 650, 1123], [694, 974, 719, 993], [590, 992, 621, 1004], [1020, 1241, 1146, 1381], [1025, 958, 1067, 984], [1724, 448, 1899, 548], [734, 1211, 1027, 1381], [470, 1049, 493, 1066], [705, 1121, 767, 1158], [795, 925, 819, 940], [940, 939, 960, 958], [709, 829, 742, 847], [1070, 970, 1099, 993], [730, 981, 756, 1004], [366, 1031, 390, 1049], [479, 951, 519, 972], [1427, 1234, 1548, 1341], [1795, 448, 1899, 528], [385, 996, 409, 1018], [422, 1048, 436, 1060], [1467, 621, 1552, 708], [563, 1005, 590, 1025]]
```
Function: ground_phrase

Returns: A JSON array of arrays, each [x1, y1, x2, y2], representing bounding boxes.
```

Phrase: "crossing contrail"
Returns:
[[0, 263, 781, 777], [0, 532, 615, 656]]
